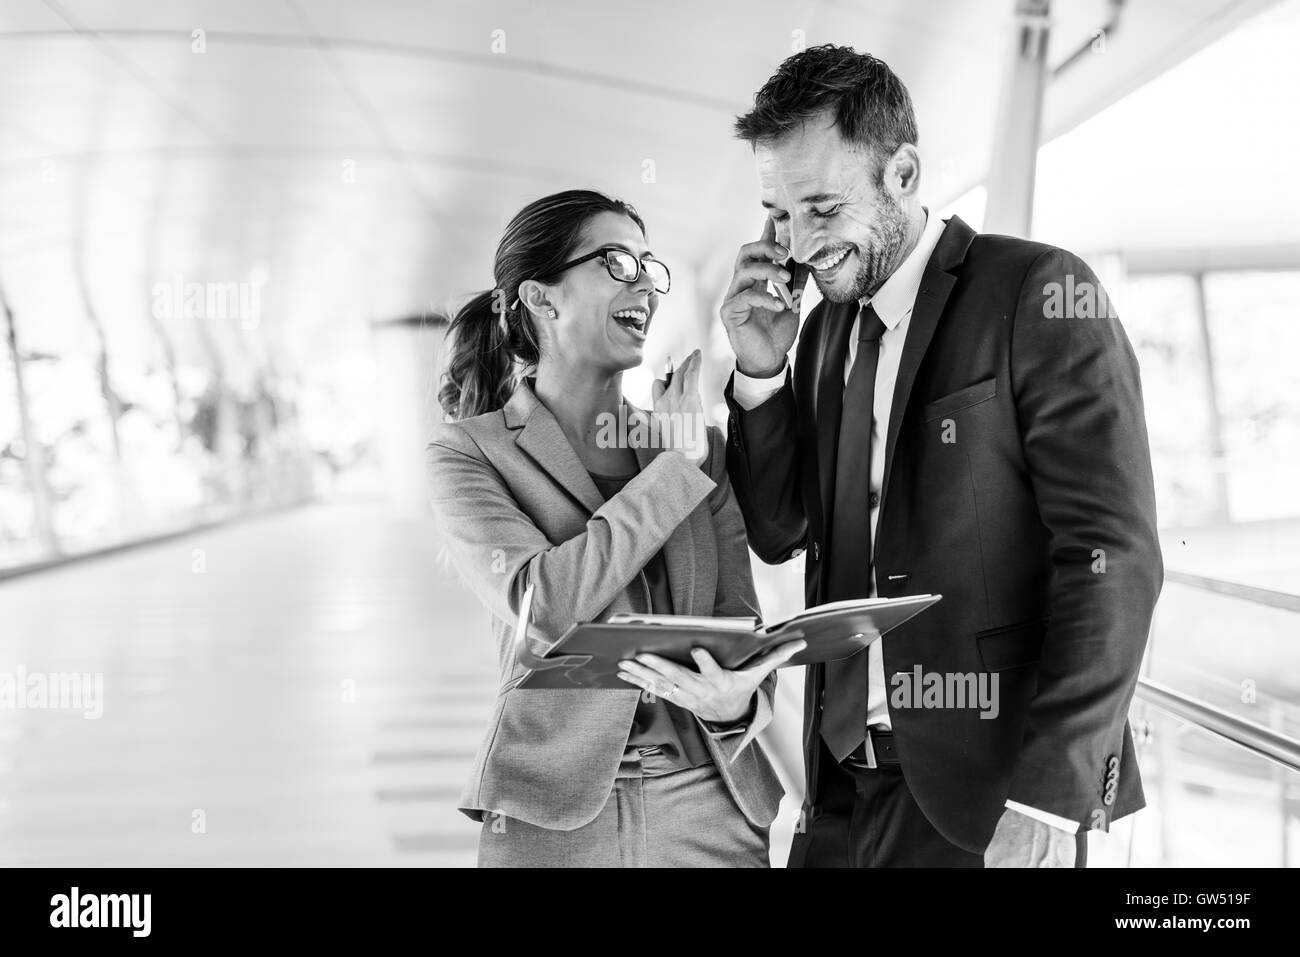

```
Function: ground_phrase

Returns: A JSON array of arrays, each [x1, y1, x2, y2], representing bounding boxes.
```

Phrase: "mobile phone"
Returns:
[[767, 256, 807, 311]]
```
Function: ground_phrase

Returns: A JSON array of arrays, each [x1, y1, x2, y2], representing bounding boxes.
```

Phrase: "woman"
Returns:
[[427, 189, 802, 867]]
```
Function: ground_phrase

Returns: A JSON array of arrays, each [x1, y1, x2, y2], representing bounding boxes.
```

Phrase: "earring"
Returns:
[[546, 308, 556, 318]]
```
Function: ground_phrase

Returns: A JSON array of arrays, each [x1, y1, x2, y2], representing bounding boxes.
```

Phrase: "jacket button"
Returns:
[[1107, 755, 1120, 772], [1103, 790, 1116, 806], [869, 490, 880, 508], [812, 542, 821, 562]]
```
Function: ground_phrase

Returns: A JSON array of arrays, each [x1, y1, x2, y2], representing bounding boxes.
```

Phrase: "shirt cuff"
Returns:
[[730, 362, 789, 411], [1004, 799, 1079, 834]]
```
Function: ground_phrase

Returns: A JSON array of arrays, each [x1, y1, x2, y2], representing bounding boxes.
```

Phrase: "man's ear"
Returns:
[[517, 279, 554, 319], [888, 145, 922, 197]]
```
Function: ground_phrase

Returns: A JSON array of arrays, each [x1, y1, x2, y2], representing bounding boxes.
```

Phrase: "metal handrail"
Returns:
[[1164, 569, 1300, 613], [1135, 677, 1300, 774]]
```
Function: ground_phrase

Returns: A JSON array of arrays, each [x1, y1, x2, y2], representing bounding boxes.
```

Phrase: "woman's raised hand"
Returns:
[[650, 348, 709, 467]]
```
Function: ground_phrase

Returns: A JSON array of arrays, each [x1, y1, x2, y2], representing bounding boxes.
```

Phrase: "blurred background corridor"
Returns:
[[1, 0, 1298, 866]]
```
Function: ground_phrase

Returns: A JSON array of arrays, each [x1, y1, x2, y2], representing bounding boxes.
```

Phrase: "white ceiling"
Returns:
[[0, 0, 1281, 378]]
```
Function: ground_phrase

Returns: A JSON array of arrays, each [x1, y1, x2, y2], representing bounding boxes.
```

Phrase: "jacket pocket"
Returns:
[[924, 377, 997, 422], [976, 616, 1047, 672]]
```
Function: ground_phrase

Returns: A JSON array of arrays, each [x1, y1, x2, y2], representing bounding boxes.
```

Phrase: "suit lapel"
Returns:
[[507, 384, 704, 615], [879, 217, 977, 515], [506, 379, 605, 516]]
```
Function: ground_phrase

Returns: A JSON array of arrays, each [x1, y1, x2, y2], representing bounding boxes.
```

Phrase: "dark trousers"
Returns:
[[788, 740, 1088, 868]]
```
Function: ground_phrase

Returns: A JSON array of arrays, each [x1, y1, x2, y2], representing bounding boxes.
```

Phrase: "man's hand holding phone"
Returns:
[[719, 217, 809, 379]]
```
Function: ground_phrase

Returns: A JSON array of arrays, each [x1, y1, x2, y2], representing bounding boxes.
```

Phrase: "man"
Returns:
[[720, 45, 1163, 867]]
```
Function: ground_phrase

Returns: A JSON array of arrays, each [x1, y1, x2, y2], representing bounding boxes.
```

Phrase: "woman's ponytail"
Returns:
[[438, 290, 513, 421]]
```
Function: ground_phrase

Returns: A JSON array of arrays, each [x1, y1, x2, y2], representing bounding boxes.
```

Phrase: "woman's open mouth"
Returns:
[[612, 307, 649, 340]]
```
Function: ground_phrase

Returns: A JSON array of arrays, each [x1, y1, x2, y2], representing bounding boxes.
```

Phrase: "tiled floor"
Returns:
[[0, 502, 499, 866]]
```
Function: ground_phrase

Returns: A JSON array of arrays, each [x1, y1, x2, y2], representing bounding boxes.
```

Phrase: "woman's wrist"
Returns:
[[703, 692, 757, 729], [664, 445, 707, 469], [696, 429, 714, 473]]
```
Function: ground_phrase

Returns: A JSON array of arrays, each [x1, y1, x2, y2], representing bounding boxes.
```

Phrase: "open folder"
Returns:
[[511, 587, 941, 690]]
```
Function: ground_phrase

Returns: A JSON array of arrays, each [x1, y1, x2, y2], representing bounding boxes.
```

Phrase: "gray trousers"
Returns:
[[477, 761, 770, 868]]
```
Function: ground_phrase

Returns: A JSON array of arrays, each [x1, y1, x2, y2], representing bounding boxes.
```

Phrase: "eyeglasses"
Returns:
[[553, 246, 672, 295]]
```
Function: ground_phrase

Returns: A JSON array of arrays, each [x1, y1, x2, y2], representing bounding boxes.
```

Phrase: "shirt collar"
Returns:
[[862, 208, 946, 330]]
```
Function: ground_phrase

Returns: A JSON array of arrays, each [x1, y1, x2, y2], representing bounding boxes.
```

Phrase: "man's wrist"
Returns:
[[730, 362, 788, 411], [735, 359, 788, 380], [1004, 800, 1079, 834]]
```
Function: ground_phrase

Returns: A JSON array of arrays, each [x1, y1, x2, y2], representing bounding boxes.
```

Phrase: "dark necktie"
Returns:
[[820, 302, 888, 763]]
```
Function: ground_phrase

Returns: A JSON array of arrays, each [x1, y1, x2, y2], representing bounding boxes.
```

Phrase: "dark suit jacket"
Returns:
[[725, 215, 1163, 853]]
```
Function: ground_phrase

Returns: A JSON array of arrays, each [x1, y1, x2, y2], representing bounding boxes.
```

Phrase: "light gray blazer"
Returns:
[[426, 379, 783, 831]]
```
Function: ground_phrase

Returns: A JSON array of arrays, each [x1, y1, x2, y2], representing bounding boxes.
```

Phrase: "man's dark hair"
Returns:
[[734, 45, 918, 179]]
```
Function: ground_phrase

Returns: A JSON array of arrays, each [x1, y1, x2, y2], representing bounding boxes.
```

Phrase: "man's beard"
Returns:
[[813, 190, 909, 304]]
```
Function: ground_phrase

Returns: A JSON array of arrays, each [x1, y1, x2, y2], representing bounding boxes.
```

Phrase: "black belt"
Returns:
[[841, 727, 900, 769]]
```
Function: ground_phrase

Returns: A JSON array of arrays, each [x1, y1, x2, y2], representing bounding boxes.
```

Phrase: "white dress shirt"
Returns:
[[730, 211, 1077, 835]]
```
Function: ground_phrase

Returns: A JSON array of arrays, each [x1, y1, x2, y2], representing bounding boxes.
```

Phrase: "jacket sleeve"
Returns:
[[426, 422, 716, 646], [723, 370, 809, 564], [1005, 248, 1164, 824], [697, 425, 777, 755]]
